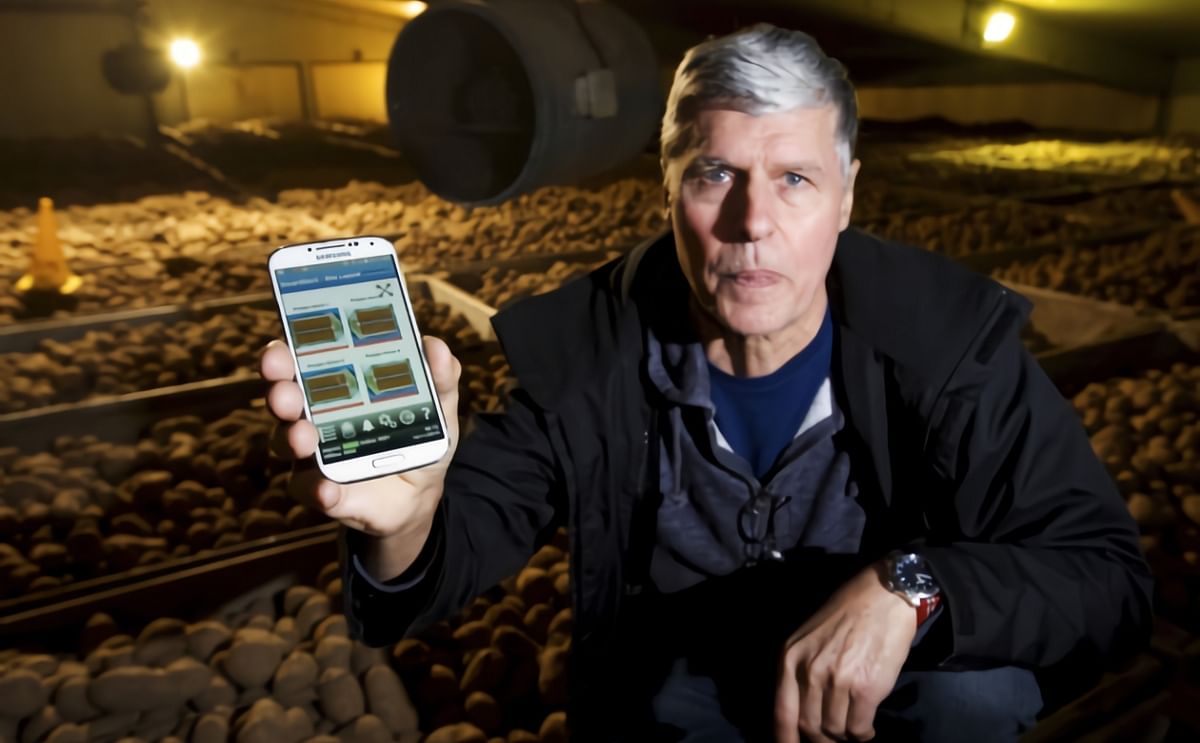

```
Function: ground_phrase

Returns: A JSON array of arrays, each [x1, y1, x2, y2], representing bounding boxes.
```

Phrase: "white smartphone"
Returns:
[[268, 236, 450, 483]]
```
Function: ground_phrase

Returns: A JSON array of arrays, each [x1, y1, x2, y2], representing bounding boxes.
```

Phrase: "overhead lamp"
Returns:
[[399, 1, 427, 17], [169, 38, 202, 69], [982, 11, 1016, 43]]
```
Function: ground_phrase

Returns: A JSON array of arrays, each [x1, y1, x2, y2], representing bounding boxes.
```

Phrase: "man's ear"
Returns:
[[839, 158, 861, 232]]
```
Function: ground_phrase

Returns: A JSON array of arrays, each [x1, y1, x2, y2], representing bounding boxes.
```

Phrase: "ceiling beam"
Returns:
[[746, 0, 1174, 94]]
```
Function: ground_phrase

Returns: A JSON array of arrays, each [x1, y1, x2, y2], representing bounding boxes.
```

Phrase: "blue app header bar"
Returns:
[[276, 255, 398, 294]]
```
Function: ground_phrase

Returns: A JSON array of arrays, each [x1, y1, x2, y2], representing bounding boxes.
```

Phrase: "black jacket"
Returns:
[[344, 227, 1153, 735]]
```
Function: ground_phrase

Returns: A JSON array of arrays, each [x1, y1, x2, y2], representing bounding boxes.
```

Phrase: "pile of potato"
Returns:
[[0, 174, 664, 323], [394, 534, 573, 743], [859, 201, 1115, 257], [0, 296, 510, 596], [992, 227, 1200, 312], [0, 408, 300, 599], [1076, 185, 1200, 224], [0, 559, 423, 743], [0, 307, 281, 413], [466, 256, 619, 310], [0, 191, 330, 272], [279, 178, 664, 270], [850, 180, 973, 221], [1071, 362, 1200, 622], [168, 119, 416, 194], [923, 139, 1197, 179], [0, 522, 575, 743]]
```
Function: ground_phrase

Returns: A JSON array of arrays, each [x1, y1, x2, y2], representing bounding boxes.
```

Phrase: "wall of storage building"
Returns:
[[148, 0, 402, 125], [0, 0, 403, 139], [857, 81, 1161, 134], [858, 54, 1200, 136], [0, 10, 151, 138], [1167, 57, 1200, 136]]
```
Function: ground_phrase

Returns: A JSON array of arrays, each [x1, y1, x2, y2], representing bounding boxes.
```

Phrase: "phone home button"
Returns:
[[372, 453, 407, 469]]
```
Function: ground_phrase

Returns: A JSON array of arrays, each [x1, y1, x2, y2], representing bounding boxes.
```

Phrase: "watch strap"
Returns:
[[916, 594, 941, 626]]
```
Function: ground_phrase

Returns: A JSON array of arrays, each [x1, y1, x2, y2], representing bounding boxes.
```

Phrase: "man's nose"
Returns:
[[735, 174, 775, 243]]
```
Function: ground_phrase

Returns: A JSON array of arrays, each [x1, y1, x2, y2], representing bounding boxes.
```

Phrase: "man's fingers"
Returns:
[[266, 379, 306, 423], [422, 335, 462, 447], [269, 417, 315, 464], [423, 335, 461, 399], [260, 339, 296, 382], [287, 419, 318, 460], [845, 696, 876, 742], [775, 656, 802, 743], [799, 667, 831, 743], [821, 679, 850, 741]]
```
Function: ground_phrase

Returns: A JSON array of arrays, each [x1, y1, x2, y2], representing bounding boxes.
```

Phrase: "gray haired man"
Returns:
[[262, 23, 1152, 743]]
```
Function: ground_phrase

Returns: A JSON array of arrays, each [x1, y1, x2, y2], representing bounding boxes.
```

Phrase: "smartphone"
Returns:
[[268, 236, 450, 483]]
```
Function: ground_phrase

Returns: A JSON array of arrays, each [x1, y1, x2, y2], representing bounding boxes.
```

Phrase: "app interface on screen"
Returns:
[[276, 255, 444, 464]]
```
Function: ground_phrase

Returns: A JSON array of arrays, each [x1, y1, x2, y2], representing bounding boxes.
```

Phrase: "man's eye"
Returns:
[[701, 168, 731, 184], [783, 172, 807, 187]]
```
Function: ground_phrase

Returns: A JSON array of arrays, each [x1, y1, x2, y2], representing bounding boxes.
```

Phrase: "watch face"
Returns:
[[892, 553, 939, 598]]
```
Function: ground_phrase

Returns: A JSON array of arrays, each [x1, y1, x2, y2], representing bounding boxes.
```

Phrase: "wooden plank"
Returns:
[[0, 292, 275, 353], [0, 376, 265, 452], [0, 525, 339, 645]]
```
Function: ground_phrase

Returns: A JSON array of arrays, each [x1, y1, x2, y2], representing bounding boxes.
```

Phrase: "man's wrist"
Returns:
[[879, 550, 942, 626]]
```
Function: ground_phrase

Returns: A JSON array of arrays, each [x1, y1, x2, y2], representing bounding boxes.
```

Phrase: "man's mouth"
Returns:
[[721, 270, 780, 288]]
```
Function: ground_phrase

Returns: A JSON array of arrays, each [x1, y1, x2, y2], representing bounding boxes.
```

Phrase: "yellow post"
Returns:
[[15, 197, 82, 294]]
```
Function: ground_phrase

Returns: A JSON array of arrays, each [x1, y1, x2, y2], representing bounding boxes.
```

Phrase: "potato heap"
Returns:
[[859, 201, 1117, 257], [0, 174, 665, 323], [850, 180, 971, 220], [168, 119, 416, 194], [470, 256, 619, 310], [0, 527, 575, 743], [907, 139, 1199, 183], [1076, 185, 1200, 224], [0, 191, 328, 271], [395, 535, 573, 743], [0, 409, 299, 599], [0, 297, 508, 597], [278, 178, 665, 270], [0, 307, 281, 413], [411, 296, 512, 418], [1071, 363, 1200, 620], [0, 560, 423, 743], [992, 228, 1200, 312]]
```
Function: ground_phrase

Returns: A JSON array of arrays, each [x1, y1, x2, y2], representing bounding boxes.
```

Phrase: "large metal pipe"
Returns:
[[385, 0, 662, 205]]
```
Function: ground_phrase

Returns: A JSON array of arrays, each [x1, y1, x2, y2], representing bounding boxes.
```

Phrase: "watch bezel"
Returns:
[[885, 551, 940, 603]]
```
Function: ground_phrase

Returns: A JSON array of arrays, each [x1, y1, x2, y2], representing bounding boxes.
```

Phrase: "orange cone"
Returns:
[[15, 197, 82, 294]]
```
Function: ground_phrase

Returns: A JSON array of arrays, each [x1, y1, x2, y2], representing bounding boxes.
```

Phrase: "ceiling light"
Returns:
[[983, 11, 1016, 43], [169, 38, 202, 69], [399, 1, 427, 17]]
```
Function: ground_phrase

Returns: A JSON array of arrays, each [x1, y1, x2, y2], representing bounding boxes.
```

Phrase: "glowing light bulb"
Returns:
[[983, 11, 1016, 43], [169, 38, 202, 69]]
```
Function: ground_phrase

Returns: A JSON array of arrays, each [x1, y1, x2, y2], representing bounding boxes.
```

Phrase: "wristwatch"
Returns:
[[882, 551, 942, 626]]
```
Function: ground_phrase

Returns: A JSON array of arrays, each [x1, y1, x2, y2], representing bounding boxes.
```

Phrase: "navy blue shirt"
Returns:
[[707, 308, 834, 480]]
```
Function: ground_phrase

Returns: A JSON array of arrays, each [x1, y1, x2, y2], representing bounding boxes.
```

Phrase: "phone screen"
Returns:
[[274, 255, 444, 465]]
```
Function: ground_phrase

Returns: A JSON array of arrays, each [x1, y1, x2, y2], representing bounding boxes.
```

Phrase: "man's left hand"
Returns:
[[774, 562, 918, 742]]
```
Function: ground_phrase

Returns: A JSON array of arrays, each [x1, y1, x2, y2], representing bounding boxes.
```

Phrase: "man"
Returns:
[[261, 24, 1153, 742]]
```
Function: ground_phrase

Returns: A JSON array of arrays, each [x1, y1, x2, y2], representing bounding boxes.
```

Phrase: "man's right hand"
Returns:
[[259, 336, 462, 580]]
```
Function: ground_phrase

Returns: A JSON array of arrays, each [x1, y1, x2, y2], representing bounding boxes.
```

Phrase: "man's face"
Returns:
[[668, 105, 859, 339]]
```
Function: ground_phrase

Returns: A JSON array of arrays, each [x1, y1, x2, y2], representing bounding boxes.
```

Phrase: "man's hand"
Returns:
[[259, 336, 462, 580], [775, 563, 917, 743]]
